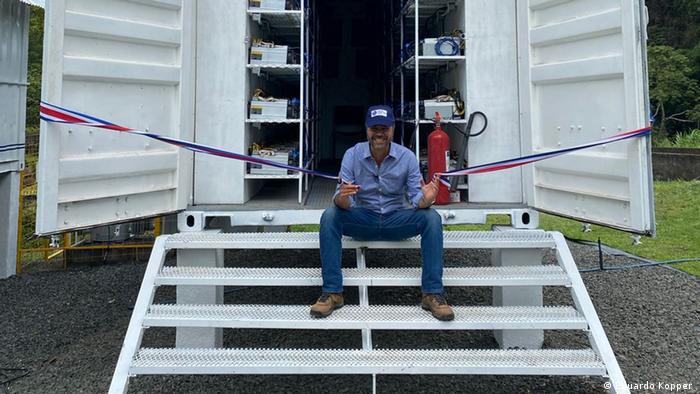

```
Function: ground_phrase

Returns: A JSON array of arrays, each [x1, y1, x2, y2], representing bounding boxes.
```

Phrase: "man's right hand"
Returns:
[[338, 181, 360, 197], [334, 181, 360, 209]]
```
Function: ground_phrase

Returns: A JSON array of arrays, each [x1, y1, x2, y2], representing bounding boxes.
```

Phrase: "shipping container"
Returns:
[[36, 0, 655, 235]]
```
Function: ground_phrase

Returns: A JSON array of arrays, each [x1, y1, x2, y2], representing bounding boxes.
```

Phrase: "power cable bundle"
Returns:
[[434, 36, 460, 56]]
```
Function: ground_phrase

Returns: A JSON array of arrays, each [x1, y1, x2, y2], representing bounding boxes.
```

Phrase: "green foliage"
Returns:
[[26, 7, 44, 129], [654, 129, 700, 148], [26, 64, 42, 129], [645, 1, 700, 138], [28, 7, 43, 65], [688, 42, 700, 82], [648, 46, 700, 139], [646, 0, 700, 49], [648, 47, 698, 106]]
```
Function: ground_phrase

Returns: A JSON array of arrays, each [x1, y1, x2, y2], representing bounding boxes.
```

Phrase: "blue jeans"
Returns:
[[319, 206, 444, 294]]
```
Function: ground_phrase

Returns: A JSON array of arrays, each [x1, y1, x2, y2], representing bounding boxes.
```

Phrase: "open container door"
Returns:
[[518, 0, 655, 234], [36, 0, 195, 235]]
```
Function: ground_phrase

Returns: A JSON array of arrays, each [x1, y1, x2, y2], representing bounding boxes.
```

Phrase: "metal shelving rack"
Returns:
[[303, 0, 320, 193], [392, 0, 465, 157], [246, 5, 309, 204]]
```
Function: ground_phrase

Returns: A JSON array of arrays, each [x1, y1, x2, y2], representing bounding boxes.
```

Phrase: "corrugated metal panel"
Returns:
[[0, 0, 29, 173], [36, 0, 193, 234], [17, 0, 44, 8], [520, 0, 654, 233]]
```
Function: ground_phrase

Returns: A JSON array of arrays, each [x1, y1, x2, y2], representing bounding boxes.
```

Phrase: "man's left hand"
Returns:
[[419, 175, 440, 208]]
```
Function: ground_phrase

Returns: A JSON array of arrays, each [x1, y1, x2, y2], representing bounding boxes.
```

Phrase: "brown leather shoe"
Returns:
[[421, 293, 455, 321], [310, 293, 344, 318]]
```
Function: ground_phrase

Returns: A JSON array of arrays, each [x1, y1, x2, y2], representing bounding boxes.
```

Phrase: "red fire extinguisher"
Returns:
[[428, 112, 451, 205]]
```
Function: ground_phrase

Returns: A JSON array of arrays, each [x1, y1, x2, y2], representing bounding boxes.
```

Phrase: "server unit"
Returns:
[[249, 44, 289, 65]]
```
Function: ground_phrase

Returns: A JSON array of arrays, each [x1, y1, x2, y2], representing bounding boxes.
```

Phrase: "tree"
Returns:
[[648, 46, 700, 138], [646, 0, 700, 48], [26, 7, 44, 131]]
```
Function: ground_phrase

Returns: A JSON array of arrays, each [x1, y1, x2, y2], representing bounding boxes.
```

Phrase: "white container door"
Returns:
[[518, 0, 655, 234], [36, 0, 195, 234]]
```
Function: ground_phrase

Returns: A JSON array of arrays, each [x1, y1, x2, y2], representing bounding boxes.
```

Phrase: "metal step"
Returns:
[[143, 305, 587, 330], [130, 348, 606, 376], [156, 265, 570, 287], [164, 230, 556, 250]]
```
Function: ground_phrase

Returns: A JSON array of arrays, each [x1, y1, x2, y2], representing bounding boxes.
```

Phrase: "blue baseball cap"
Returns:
[[365, 105, 395, 128]]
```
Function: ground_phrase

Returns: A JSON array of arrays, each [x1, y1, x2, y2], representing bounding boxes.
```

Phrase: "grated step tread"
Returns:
[[164, 231, 556, 250], [130, 348, 606, 375], [144, 304, 587, 330], [156, 265, 570, 287]]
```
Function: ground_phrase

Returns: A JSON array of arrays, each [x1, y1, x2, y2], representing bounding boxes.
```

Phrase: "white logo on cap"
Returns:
[[371, 109, 388, 118]]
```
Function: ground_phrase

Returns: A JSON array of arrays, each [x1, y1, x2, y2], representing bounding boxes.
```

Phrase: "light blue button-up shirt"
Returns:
[[334, 142, 424, 214]]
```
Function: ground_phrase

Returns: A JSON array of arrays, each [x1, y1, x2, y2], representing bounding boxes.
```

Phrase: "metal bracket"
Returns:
[[177, 211, 206, 232], [511, 209, 539, 229]]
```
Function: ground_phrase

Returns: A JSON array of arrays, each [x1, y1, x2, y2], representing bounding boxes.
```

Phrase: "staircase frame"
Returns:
[[109, 230, 629, 394]]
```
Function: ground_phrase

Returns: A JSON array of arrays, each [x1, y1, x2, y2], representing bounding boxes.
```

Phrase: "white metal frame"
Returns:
[[393, 0, 467, 156], [299, 4, 305, 203], [109, 236, 167, 394], [552, 232, 629, 394], [414, 1, 420, 154], [517, 0, 654, 234], [110, 230, 630, 393], [176, 207, 540, 230], [36, 0, 195, 235], [246, 6, 306, 204]]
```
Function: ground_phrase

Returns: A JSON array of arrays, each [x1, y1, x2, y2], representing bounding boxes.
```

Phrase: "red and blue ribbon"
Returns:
[[437, 126, 652, 187], [443, 127, 651, 177], [40, 101, 339, 180], [40, 102, 651, 185]]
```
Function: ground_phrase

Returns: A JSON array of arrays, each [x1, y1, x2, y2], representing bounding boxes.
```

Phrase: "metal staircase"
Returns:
[[109, 230, 629, 393]]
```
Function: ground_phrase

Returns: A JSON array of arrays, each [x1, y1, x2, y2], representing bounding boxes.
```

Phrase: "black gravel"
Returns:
[[1, 242, 698, 394]]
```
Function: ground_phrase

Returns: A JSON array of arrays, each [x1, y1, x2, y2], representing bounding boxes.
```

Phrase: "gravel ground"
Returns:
[[1, 241, 698, 394]]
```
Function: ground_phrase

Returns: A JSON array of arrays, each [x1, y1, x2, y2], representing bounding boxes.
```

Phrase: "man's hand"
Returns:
[[334, 181, 360, 210], [419, 175, 440, 208]]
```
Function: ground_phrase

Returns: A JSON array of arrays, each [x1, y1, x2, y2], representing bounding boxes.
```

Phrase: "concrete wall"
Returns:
[[652, 148, 700, 181]]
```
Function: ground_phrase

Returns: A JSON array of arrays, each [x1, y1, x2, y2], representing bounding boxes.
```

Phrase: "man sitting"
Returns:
[[310, 105, 454, 321]]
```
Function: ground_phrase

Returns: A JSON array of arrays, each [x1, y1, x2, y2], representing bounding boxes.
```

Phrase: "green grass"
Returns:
[[655, 129, 700, 148], [290, 181, 700, 277], [539, 180, 700, 277], [290, 224, 320, 232]]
